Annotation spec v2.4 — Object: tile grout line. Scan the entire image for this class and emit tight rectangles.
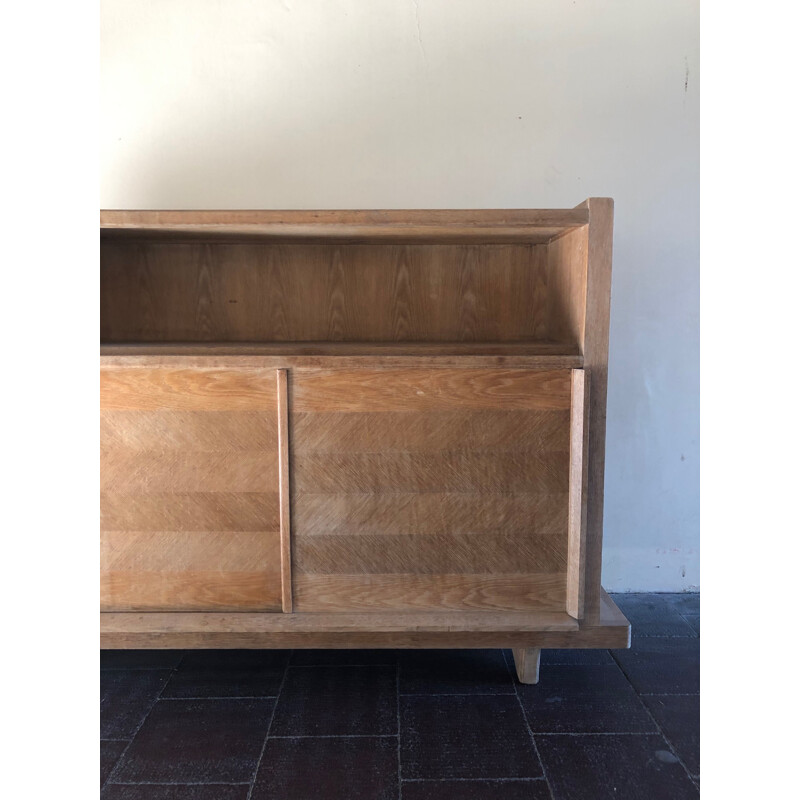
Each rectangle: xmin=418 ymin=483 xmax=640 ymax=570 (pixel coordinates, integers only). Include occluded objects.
xmin=245 ymin=651 xmax=292 ymax=800
xmin=270 ymin=734 xmax=400 ymax=739
xmin=400 ymin=692 xmax=517 ymax=697
xmin=157 ymin=696 xmax=281 ymax=701
xmin=103 ymin=651 xmax=187 ymax=789
xmin=503 ymin=649 xmax=556 ymax=800
xmin=534 ymin=731 xmax=676 ymax=737
xmin=610 ymin=649 xmax=699 ymax=787
xmin=104 ymin=781 xmax=252 ymax=787
xmin=289 ymin=663 xmax=397 ymax=668
xmin=401 ymin=777 xmax=549 ymax=783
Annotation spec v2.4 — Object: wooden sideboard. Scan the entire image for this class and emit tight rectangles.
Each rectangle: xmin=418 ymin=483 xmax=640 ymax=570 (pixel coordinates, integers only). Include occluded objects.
xmin=99 ymin=200 xmax=630 ymax=683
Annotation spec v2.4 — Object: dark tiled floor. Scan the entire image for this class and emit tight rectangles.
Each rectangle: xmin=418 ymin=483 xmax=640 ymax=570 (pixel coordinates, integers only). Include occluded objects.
xmin=101 ymin=592 xmax=699 ymax=798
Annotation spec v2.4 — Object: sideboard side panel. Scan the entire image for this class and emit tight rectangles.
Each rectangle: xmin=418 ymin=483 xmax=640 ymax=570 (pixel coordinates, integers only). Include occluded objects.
xmin=577 ymin=198 xmax=614 ymax=621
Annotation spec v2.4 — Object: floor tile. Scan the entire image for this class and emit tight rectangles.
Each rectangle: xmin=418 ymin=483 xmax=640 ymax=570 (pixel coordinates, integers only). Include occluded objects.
xmin=112 ymin=698 xmax=273 ymax=783
xmin=101 ymin=670 xmax=172 ymax=739
xmin=613 ymin=638 xmax=700 ymax=695
xmin=101 ymin=741 xmax=128 ymax=788
xmin=271 ymin=666 xmax=397 ymax=736
xmin=400 ymin=649 xmax=515 ymax=695
xmin=162 ymin=650 xmax=288 ymax=698
xmin=400 ymin=695 xmax=542 ymax=780
xmin=537 ymin=733 xmax=699 ymax=800
xmin=642 ymin=694 xmax=700 ymax=776
xmin=664 ymin=594 xmax=700 ymax=615
xmin=610 ymin=594 xmax=697 ymax=638
xmin=102 ymin=786 xmax=249 ymax=800
xmin=518 ymin=664 xmax=656 ymax=734
xmin=402 ymin=779 xmax=551 ymax=799
xmin=682 ymin=614 xmax=700 ymax=635
xmin=252 ymin=735 xmax=398 ymax=799
xmin=101 ymin=650 xmax=185 ymax=670
xmin=539 ymin=648 xmax=615 ymax=666
xmin=290 ymin=649 xmax=399 ymax=666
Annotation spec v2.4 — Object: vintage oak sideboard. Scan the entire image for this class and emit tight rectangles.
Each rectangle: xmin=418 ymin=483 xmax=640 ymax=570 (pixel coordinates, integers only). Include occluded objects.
xmin=100 ymin=199 xmax=630 ymax=683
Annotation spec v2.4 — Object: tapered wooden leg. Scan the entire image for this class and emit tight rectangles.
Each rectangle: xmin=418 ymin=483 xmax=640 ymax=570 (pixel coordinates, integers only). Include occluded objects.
xmin=512 ymin=647 xmax=541 ymax=684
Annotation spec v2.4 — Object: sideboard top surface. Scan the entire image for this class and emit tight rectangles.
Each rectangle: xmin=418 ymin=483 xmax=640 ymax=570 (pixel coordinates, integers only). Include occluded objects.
xmin=99 ymin=206 xmax=600 ymax=244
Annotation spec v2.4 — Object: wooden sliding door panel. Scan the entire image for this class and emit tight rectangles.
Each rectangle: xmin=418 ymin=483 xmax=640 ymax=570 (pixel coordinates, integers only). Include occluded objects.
xmin=100 ymin=366 xmax=283 ymax=611
xmin=291 ymin=368 xmax=575 ymax=613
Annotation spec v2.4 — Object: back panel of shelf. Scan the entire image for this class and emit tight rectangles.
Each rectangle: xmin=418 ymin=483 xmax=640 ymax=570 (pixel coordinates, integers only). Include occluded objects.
xmin=100 ymin=234 xmax=589 ymax=355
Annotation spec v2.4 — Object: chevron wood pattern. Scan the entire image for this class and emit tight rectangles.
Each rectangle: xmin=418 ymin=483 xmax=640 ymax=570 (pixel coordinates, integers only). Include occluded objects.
xmin=290 ymin=367 xmax=573 ymax=613
xmin=100 ymin=366 xmax=282 ymax=611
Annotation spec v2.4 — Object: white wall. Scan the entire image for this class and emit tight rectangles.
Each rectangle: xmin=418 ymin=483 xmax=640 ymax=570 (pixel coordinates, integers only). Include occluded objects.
xmin=101 ymin=0 xmax=699 ymax=591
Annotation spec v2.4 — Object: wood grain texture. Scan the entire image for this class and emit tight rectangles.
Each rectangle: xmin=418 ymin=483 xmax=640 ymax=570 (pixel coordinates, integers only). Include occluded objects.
xmin=287 ymin=574 xmax=565 ymax=613
xmin=292 ymin=368 xmax=572 ymax=412
xmin=101 ymin=367 xmax=278 ymax=410
xmin=567 ymin=370 xmax=590 ymax=619
xmin=101 ymin=532 xmax=281 ymax=612
xmin=277 ymin=369 xmax=292 ymax=613
xmin=547 ymin=225 xmax=588 ymax=347
xmin=293 ymin=534 xmax=566 ymax=574
xmin=98 ymin=202 xmax=622 ymax=651
xmin=100 ymin=350 xmax=583 ymax=371
xmin=100 ymin=208 xmax=589 ymax=244
xmin=293 ymin=493 xmax=567 ymax=538
xmin=292 ymin=409 xmax=570 ymax=453
xmin=101 ymin=241 xmax=566 ymax=345
xmin=294 ymin=451 xmax=569 ymax=495
xmin=99 ymin=590 xmax=630 ymax=649
xmin=512 ymin=648 xmax=541 ymax=684
xmin=101 ymin=341 xmax=580 ymax=358
xmin=100 ymin=365 xmax=282 ymax=611
xmin=291 ymin=367 xmax=572 ymax=613
xmin=577 ymin=198 xmax=614 ymax=621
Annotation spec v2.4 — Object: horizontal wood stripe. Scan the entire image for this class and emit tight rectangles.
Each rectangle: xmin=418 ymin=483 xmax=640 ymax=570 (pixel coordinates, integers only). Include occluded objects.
xmin=100 ymin=593 xmax=632 ymax=649
xmin=292 ymin=409 xmax=570 ymax=453
xmin=101 ymin=492 xmax=280 ymax=532
xmin=101 ymin=350 xmax=584 ymax=370
xmin=101 ymin=368 xmax=277 ymax=410
xmin=100 ymin=410 xmax=277 ymax=451
xmin=101 ymin=208 xmax=590 ymax=240
xmin=292 ymin=573 xmax=566 ymax=613
xmin=292 ymin=493 xmax=567 ymax=537
xmin=293 ymin=533 xmax=566 ymax=575
xmin=293 ymin=451 xmax=569 ymax=494
xmin=101 ymin=571 xmax=282 ymax=612
xmin=101 ymin=530 xmax=281 ymax=572
xmin=102 ymin=609 xmax=581 ymax=634
xmin=292 ymin=368 xmax=572 ymax=412
xmin=101 ymin=450 xmax=278 ymax=493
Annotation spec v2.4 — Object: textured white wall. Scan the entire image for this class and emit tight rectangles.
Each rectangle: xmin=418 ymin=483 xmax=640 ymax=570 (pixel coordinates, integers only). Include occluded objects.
xmin=101 ymin=0 xmax=699 ymax=591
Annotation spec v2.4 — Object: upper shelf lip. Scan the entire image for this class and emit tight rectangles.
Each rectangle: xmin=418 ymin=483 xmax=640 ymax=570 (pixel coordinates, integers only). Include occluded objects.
xmin=99 ymin=208 xmax=591 ymax=244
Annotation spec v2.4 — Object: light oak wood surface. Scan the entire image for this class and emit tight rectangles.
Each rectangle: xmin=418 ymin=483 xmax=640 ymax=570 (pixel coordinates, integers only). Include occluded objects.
xmin=567 ymin=369 xmax=590 ymax=619
xmin=577 ymin=198 xmax=614 ymax=622
xmin=100 ymin=366 xmax=283 ymax=611
xmin=290 ymin=367 xmax=573 ymax=613
xmin=99 ymin=590 xmax=629 ymax=649
xmin=512 ymin=647 xmax=542 ymax=684
xmin=98 ymin=201 xmax=629 ymax=658
xmin=100 ymin=208 xmax=589 ymax=244
xmin=276 ymin=369 xmax=292 ymax=613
